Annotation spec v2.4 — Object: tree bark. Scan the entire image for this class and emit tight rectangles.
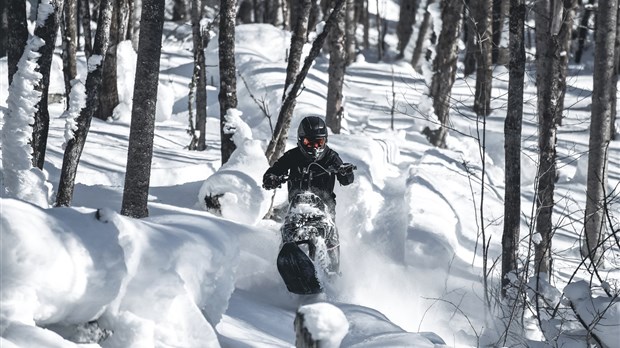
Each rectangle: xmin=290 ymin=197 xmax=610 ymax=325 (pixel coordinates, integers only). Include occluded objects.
xmin=425 ymin=0 xmax=464 ymax=148
xmin=610 ymin=4 xmax=619 ymax=140
xmin=191 ymin=0 xmax=208 ymax=150
xmin=463 ymin=0 xmax=476 ymax=76
xmin=32 ymin=0 xmax=62 ymax=170
xmin=574 ymin=0 xmax=595 ymax=63
xmin=344 ymin=0 xmax=356 ymax=64
xmin=121 ymin=0 xmax=166 ymax=218
xmin=62 ymin=0 xmax=79 ymax=109
xmin=492 ymin=0 xmax=508 ymax=63
xmin=79 ymin=0 xmax=93 ymax=58
xmin=56 ymin=0 xmax=114 ymax=207
xmin=264 ymin=0 xmax=310 ymax=161
xmin=0 ymin=0 xmax=6 ymax=57
xmin=96 ymin=0 xmax=130 ymax=121
xmin=473 ymin=0 xmax=493 ymax=116
xmin=219 ymin=0 xmax=238 ymax=164
xmin=502 ymin=0 xmax=525 ymax=296
xmin=534 ymin=0 xmax=556 ymax=277
xmin=396 ymin=0 xmax=418 ymax=59
xmin=583 ymin=0 xmax=617 ymax=265
xmin=411 ymin=0 xmax=433 ymax=71
xmin=173 ymin=0 xmax=189 ymax=21
xmin=326 ymin=0 xmax=346 ymax=133
xmin=7 ymin=0 xmax=29 ymax=85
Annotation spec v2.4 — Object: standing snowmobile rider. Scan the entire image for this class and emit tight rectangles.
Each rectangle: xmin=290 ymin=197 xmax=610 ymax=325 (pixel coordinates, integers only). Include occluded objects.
xmin=262 ymin=116 xmax=355 ymax=272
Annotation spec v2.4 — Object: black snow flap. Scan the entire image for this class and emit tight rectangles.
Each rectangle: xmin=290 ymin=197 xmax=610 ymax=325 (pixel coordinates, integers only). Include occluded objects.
xmin=277 ymin=242 xmax=322 ymax=295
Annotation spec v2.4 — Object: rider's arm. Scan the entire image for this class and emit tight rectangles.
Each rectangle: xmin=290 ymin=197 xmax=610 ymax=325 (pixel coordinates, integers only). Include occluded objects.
xmin=332 ymin=152 xmax=354 ymax=186
xmin=263 ymin=150 xmax=295 ymax=189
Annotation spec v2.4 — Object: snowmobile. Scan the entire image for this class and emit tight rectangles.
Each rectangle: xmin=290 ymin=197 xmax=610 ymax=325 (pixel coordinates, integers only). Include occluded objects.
xmin=272 ymin=163 xmax=356 ymax=295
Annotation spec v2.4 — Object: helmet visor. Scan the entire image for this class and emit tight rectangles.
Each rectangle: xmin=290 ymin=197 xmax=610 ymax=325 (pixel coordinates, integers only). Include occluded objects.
xmin=302 ymin=137 xmax=326 ymax=149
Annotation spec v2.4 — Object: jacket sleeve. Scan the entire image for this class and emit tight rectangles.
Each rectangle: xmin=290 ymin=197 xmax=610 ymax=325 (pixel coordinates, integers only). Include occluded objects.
xmin=263 ymin=150 xmax=293 ymax=181
xmin=331 ymin=151 xmax=354 ymax=186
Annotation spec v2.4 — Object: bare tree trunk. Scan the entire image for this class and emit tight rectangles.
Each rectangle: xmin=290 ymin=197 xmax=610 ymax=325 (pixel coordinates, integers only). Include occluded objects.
xmin=7 ymin=0 xmax=29 ymax=85
xmin=265 ymin=0 xmax=347 ymax=164
xmin=283 ymin=0 xmax=311 ymax=96
xmin=56 ymin=0 xmax=114 ymax=207
xmin=473 ymin=0 xmax=493 ymax=116
xmin=362 ymin=0 xmax=369 ymax=49
xmin=0 ymin=1 xmax=6 ymax=57
xmin=610 ymin=5 xmax=619 ymax=140
xmin=502 ymin=0 xmax=525 ymax=296
xmin=574 ymin=0 xmax=595 ymax=63
xmin=555 ymin=0 xmax=578 ymax=127
xmin=308 ymin=0 xmax=322 ymax=37
xmin=265 ymin=0 xmax=311 ymax=163
xmin=375 ymin=0 xmax=383 ymax=60
xmin=425 ymin=0 xmax=464 ymax=148
xmin=326 ymin=0 xmax=346 ymax=133
xmin=97 ymin=0 xmax=130 ymax=121
xmin=62 ymin=0 xmax=79 ymax=109
xmin=173 ymin=0 xmax=189 ymax=21
xmin=79 ymin=0 xmax=93 ymax=58
xmin=463 ymin=1 xmax=476 ymax=76
xmin=96 ymin=1 xmax=119 ymax=120
xmin=219 ymin=0 xmax=238 ymax=164
xmin=396 ymin=0 xmax=418 ymax=59
xmin=583 ymin=0 xmax=617 ymax=265
xmin=492 ymin=0 xmax=508 ymax=63
xmin=32 ymin=0 xmax=62 ymax=170
xmin=411 ymin=0 xmax=433 ymax=70
xmin=190 ymin=0 xmax=208 ymax=150
xmin=131 ymin=0 xmax=142 ymax=50
xmin=534 ymin=0 xmax=556 ymax=277
xmin=344 ymin=0 xmax=356 ymax=64
xmin=533 ymin=0 xmax=579 ymax=275
xmin=121 ymin=0 xmax=166 ymax=218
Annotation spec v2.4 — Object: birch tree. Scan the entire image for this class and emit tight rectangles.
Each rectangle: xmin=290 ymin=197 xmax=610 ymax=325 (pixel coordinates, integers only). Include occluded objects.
xmin=7 ymin=0 xmax=29 ymax=85
xmin=79 ymin=0 xmax=93 ymax=57
xmin=121 ymin=0 xmax=166 ymax=218
xmin=501 ymin=0 xmax=525 ymax=295
xmin=56 ymin=0 xmax=113 ymax=206
xmin=188 ymin=0 xmax=208 ymax=151
xmin=396 ymin=0 xmax=418 ymax=59
xmin=533 ymin=0 xmax=578 ymax=275
xmin=219 ymin=0 xmax=238 ymax=164
xmin=32 ymin=0 xmax=62 ymax=170
xmin=62 ymin=0 xmax=78 ymax=109
xmin=264 ymin=0 xmax=311 ymax=164
xmin=472 ymin=0 xmax=493 ymax=116
xmin=326 ymin=0 xmax=346 ymax=133
xmin=583 ymin=0 xmax=618 ymax=265
xmin=425 ymin=0 xmax=464 ymax=148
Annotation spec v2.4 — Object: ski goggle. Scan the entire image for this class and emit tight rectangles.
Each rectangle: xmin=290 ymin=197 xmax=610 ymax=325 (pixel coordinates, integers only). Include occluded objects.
xmin=302 ymin=137 xmax=326 ymax=149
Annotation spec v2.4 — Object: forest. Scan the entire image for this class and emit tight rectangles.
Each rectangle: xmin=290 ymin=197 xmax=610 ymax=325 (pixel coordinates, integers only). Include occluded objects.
xmin=1 ymin=0 xmax=619 ymax=347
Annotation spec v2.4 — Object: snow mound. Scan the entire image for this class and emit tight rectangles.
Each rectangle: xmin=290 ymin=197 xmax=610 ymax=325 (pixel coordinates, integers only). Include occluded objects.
xmin=197 ymin=109 xmax=271 ymax=225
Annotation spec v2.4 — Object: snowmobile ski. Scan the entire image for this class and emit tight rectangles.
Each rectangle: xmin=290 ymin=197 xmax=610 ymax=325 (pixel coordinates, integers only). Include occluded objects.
xmin=277 ymin=242 xmax=322 ymax=295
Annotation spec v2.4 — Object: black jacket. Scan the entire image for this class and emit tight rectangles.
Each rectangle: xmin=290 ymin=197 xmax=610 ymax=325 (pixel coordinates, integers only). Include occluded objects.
xmin=263 ymin=146 xmax=354 ymax=209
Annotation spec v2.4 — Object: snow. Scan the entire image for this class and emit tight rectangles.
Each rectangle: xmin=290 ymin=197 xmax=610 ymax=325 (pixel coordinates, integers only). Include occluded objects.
xmin=1 ymin=4 xmax=620 ymax=348
xmin=1 ymin=35 xmax=50 ymax=207
xmin=298 ymin=303 xmax=348 ymax=347
xmin=62 ymin=78 xmax=86 ymax=145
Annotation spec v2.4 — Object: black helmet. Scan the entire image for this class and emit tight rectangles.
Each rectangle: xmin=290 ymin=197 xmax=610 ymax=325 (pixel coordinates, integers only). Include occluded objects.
xmin=297 ymin=116 xmax=328 ymax=160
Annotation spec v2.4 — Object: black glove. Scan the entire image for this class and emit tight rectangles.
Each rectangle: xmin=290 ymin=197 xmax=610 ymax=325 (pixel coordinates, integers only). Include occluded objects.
xmin=263 ymin=174 xmax=280 ymax=190
xmin=337 ymin=164 xmax=355 ymax=186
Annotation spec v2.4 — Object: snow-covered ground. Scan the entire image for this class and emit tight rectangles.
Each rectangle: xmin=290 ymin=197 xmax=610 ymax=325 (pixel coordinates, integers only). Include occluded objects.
xmin=1 ymin=4 xmax=620 ymax=348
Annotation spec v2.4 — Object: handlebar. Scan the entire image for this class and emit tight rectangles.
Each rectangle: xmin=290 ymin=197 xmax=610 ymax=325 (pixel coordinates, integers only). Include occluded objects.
xmin=265 ymin=163 xmax=357 ymax=189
